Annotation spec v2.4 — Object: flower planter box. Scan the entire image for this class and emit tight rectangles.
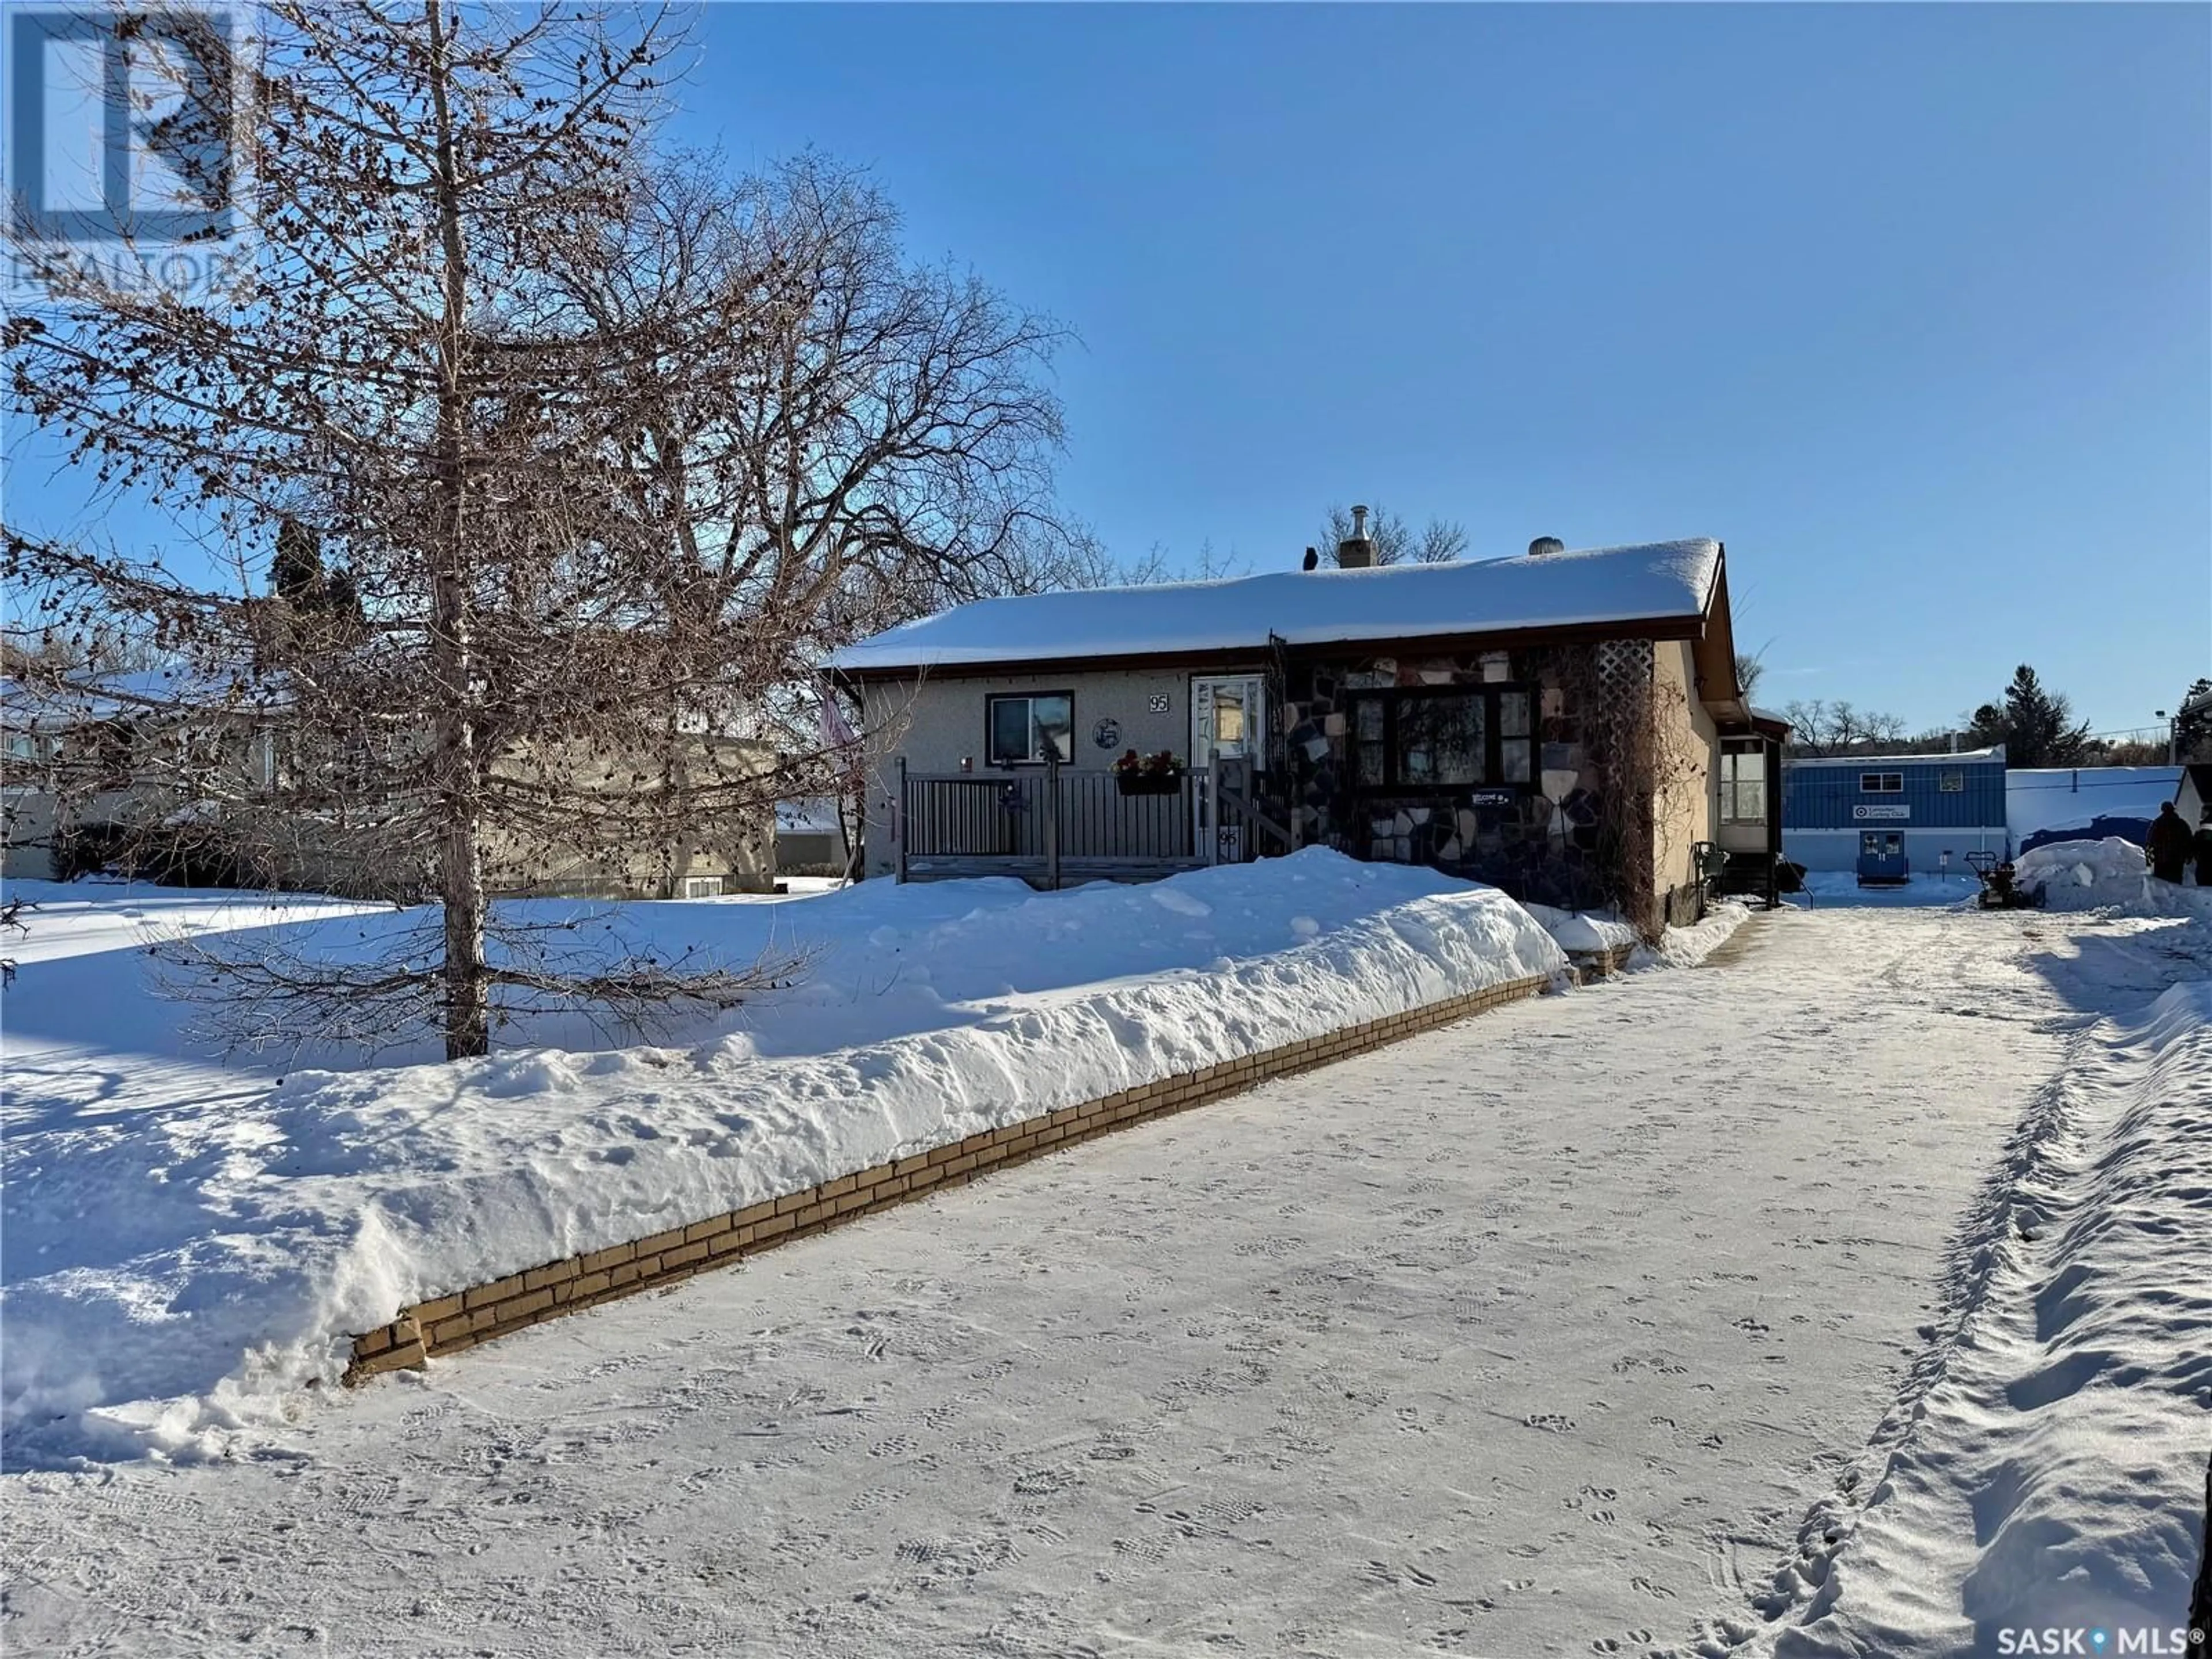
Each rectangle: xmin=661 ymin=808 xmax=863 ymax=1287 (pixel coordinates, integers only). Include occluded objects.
xmin=1116 ymin=772 xmax=1183 ymax=797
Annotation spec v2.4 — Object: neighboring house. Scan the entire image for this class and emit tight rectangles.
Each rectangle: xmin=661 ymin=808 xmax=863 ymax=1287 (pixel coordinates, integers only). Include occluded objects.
xmin=827 ymin=533 xmax=1781 ymax=933
xmin=1782 ymin=747 xmax=2009 ymax=874
xmin=775 ymin=796 xmax=851 ymax=877
xmin=2177 ymin=764 xmax=2212 ymax=828
xmin=1 ymin=671 xmax=775 ymax=899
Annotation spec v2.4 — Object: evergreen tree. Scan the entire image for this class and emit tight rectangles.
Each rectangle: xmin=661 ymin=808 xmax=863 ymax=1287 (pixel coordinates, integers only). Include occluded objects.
xmin=2175 ymin=677 xmax=2212 ymax=762
xmin=1969 ymin=664 xmax=2092 ymax=768
xmin=270 ymin=518 xmax=325 ymax=607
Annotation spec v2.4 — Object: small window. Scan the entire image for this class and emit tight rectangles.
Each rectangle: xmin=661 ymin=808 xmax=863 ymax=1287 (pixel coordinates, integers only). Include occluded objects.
xmin=985 ymin=692 xmax=1074 ymax=766
xmin=681 ymin=876 xmax=724 ymax=899
xmin=1860 ymin=771 xmax=1903 ymax=794
xmin=1938 ymin=770 xmax=1964 ymax=793
xmin=1720 ymin=748 xmax=1766 ymax=824
xmin=1498 ymin=692 xmax=1532 ymax=783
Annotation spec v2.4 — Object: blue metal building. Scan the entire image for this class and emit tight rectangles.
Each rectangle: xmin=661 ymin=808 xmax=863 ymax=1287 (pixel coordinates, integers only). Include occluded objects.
xmin=1781 ymin=746 xmax=2009 ymax=875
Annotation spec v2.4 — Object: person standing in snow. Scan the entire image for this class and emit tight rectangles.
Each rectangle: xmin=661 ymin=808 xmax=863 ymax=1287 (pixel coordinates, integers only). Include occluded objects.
xmin=2193 ymin=809 xmax=2212 ymax=887
xmin=2147 ymin=800 xmax=2192 ymax=884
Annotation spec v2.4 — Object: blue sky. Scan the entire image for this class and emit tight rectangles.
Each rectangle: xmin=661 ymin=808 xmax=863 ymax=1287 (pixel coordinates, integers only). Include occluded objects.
xmin=10 ymin=4 xmax=2208 ymax=737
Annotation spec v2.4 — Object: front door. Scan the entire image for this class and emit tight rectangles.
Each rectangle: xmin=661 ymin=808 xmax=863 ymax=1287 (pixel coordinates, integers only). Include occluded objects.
xmin=1191 ymin=676 xmax=1264 ymax=862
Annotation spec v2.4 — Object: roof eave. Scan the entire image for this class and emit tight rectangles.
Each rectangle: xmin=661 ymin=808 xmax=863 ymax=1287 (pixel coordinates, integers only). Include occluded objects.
xmin=829 ymin=611 xmax=1711 ymax=684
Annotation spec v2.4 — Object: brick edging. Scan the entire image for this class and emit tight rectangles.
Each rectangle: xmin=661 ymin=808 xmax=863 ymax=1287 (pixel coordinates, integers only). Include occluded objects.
xmin=1567 ymin=941 xmax=1639 ymax=980
xmin=343 ymin=971 xmax=1553 ymax=1382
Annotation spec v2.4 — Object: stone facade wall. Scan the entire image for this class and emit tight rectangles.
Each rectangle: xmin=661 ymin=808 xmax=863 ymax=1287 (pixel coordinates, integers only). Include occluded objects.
xmin=1277 ymin=641 xmax=1657 ymax=915
xmin=345 ymin=969 xmax=1554 ymax=1382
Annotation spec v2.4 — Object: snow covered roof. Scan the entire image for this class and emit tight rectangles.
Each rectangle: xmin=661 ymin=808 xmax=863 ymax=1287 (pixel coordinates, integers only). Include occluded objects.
xmin=1 ymin=666 xmax=279 ymax=733
xmin=827 ymin=539 xmax=1724 ymax=673
xmin=1787 ymin=745 xmax=2006 ymax=768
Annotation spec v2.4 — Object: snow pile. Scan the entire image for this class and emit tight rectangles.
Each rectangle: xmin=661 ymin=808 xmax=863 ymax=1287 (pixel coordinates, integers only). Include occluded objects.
xmin=1 ymin=850 xmax=1566 ymax=1467
xmin=1521 ymin=902 xmax=1641 ymax=957
xmin=1629 ymin=900 xmax=1751 ymax=969
xmin=2014 ymin=836 xmax=2153 ymax=912
xmin=1514 ymin=897 xmax=1752 ymax=972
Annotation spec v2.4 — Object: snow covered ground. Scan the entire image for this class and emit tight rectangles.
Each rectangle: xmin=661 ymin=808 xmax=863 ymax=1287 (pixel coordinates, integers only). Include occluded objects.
xmin=6 ymin=888 xmax=2206 ymax=1657
xmin=1699 ymin=854 xmax=2212 ymax=1659
xmin=1798 ymin=871 xmax=1984 ymax=910
xmin=1 ymin=853 xmax=1565 ymax=1466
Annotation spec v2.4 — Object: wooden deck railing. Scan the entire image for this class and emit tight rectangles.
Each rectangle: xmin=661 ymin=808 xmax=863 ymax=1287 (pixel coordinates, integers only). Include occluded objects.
xmin=899 ymin=759 xmax=1226 ymax=885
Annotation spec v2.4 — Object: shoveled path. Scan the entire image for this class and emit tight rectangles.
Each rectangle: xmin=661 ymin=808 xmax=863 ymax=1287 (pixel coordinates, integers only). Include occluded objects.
xmin=1 ymin=905 xmax=2088 ymax=1657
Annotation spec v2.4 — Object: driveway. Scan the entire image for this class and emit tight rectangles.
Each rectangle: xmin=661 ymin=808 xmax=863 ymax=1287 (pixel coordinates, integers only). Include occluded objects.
xmin=1 ymin=903 xmax=2090 ymax=1658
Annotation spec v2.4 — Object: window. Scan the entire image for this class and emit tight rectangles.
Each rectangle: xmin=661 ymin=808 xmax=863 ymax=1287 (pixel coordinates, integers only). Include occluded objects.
xmin=985 ymin=692 xmax=1074 ymax=766
xmin=1860 ymin=771 xmax=1904 ymax=794
xmin=1399 ymin=693 xmax=1484 ymax=785
xmin=1938 ymin=770 xmax=1964 ymax=794
xmin=681 ymin=876 xmax=724 ymax=899
xmin=1720 ymin=746 xmax=1767 ymax=824
xmin=1342 ymin=685 xmax=1537 ymax=791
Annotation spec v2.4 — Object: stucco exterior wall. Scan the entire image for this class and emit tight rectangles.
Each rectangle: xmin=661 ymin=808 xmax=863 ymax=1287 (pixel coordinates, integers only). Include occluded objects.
xmin=2 ymin=789 xmax=61 ymax=878
xmin=856 ymin=665 xmax=1264 ymax=879
xmin=1653 ymin=639 xmax=1718 ymax=900
xmin=1 ymin=725 xmax=773 ymax=899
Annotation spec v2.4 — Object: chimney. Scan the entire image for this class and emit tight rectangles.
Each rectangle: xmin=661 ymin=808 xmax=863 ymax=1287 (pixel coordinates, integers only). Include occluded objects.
xmin=1336 ymin=503 xmax=1374 ymax=569
xmin=1528 ymin=536 xmax=1565 ymax=558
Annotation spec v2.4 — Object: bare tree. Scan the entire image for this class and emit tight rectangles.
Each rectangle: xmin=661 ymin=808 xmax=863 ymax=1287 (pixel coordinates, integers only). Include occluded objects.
xmin=1317 ymin=502 xmax=1468 ymax=566
xmin=5 ymin=5 xmax=1071 ymax=1060
xmin=1733 ymin=650 xmax=1766 ymax=701
xmin=1781 ymin=698 xmax=1910 ymax=757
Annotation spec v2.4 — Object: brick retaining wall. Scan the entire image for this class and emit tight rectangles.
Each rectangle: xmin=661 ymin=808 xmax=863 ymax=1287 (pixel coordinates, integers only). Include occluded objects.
xmin=344 ymin=970 xmax=1554 ymax=1383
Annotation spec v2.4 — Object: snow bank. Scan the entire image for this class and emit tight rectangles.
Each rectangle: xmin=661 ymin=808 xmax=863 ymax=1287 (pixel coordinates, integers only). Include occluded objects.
xmin=1 ymin=850 xmax=1566 ymax=1467
xmin=2012 ymin=835 xmax=2212 ymax=916
xmin=1716 ymin=935 xmax=2212 ymax=1657
xmin=1522 ymin=900 xmax=1753 ymax=970
xmin=1630 ymin=900 xmax=1751 ymax=969
xmin=1521 ymin=902 xmax=1641 ymax=957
